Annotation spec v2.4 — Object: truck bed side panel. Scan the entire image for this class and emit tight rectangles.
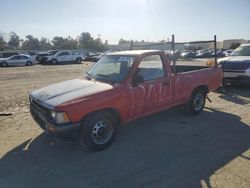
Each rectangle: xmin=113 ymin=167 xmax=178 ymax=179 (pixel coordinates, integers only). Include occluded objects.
xmin=173 ymin=67 xmax=222 ymax=105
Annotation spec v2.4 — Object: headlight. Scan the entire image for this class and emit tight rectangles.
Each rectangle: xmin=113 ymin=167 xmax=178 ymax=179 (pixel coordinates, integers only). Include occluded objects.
xmin=51 ymin=111 xmax=70 ymax=124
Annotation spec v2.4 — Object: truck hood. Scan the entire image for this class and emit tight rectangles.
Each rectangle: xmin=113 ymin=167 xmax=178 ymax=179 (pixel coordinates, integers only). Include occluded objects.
xmin=30 ymin=79 xmax=113 ymax=107
xmin=218 ymin=56 xmax=250 ymax=63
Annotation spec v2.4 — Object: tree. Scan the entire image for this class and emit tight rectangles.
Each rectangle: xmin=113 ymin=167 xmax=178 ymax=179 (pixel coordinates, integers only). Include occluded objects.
xmin=22 ymin=35 xmax=40 ymax=50
xmin=118 ymin=38 xmax=130 ymax=45
xmin=105 ymin=40 xmax=108 ymax=46
xmin=78 ymin=32 xmax=105 ymax=51
xmin=8 ymin=31 xmax=20 ymax=49
xmin=0 ymin=37 xmax=6 ymax=50
xmin=229 ymin=42 xmax=241 ymax=49
xmin=40 ymin=37 xmax=52 ymax=50
xmin=52 ymin=36 xmax=77 ymax=49
xmin=79 ymin=32 xmax=94 ymax=49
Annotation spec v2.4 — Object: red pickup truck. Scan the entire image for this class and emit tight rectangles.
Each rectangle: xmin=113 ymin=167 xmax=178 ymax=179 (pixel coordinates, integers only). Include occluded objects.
xmin=30 ymin=50 xmax=222 ymax=151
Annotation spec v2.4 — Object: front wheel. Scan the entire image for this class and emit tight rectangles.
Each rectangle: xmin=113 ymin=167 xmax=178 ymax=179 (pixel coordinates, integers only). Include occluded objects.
xmin=76 ymin=58 xmax=82 ymax=64
xmin=26 ymin=61 xmax=32 ymax=66
xmin=1 ymin=62 xmax=8 ymax=67
xmin=79 ymin=111 xmax=117 ymax=151
xmin=186 ymin=89 xmax=206 ymax=115
xmin=51 ymin=59 xmax=58 ymax=65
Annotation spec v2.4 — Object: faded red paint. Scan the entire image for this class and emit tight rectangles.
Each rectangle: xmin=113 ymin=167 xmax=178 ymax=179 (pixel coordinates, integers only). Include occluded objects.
xmin=56 ymin=51 xmax=222 ymax=125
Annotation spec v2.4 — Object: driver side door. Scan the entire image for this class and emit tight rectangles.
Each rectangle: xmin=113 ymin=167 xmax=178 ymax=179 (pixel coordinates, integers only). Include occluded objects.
xmin=128 ymin=54 xmax=171 ymax=119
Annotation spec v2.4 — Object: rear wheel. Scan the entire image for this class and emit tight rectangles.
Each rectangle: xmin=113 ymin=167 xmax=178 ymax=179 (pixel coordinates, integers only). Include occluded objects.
xmin=79 ymin=111 xmax=117 ymax=151
xmin=186 ymin=88 xmax=206 ymax=115
xmin=2 ymin=62 xmax=8 ymax=67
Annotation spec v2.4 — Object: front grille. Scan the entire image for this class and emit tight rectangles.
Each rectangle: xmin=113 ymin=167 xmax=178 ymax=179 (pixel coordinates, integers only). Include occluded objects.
xmin=30 ymin=100 xmax=51 ymax=117
xmin=30 ymin=109 xmax=47 ymax=130
xmin=221 ymin=61 xmax=250 ymax=71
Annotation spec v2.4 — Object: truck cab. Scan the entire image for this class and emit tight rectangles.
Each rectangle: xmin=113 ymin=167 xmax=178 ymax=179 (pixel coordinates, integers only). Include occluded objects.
xmin=30 ymin=50 xmax=222 ymax=151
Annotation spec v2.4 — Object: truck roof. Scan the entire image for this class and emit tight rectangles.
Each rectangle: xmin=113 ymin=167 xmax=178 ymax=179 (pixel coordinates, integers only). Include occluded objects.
xmin=107 ymin=50 xmax=163 ymax=56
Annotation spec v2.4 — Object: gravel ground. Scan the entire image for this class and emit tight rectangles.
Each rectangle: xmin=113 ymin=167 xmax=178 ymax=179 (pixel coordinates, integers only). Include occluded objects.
xmin=0 ymin=63 xmax=249 ymax=188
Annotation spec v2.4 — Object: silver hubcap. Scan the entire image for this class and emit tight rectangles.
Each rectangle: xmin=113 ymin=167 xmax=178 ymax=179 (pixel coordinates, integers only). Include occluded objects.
xmin=91 ymin=119 xmax=113 ymax=145
xmin=193 ymin=93 xmax=204 ymax=111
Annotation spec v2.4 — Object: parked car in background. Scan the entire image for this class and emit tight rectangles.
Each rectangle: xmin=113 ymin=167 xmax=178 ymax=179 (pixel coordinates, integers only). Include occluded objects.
xmin=211 ymin=50 xmax=225 ymax=58
xmin=0 ymin=51 xmax=19 ymax=58
xmin=218 ymin=44 xmax=250 ymax=84
xmin=36 ymin=50 xmax=60 ymax=62
xmin=224 ymin=49 xmax=234 ymax=57
xmin=42 ymin=50 xmax=86 ymax=64
xmin=23 ymin=51 xmax=38 ymax=61
xmin=196 ymin=51 xmax=212 ymax=58
xmin=165 ymin=50 xmax=181 ymax=61
xmin=180 ymin=51 xmax=196 ymax=59
xmin=84 ymin=52 xmax=100 ymax=61
xmin=0 ymin=54 xmax=36 ymax=67
xmin=91 ymin=49 xmax=121 ymax=62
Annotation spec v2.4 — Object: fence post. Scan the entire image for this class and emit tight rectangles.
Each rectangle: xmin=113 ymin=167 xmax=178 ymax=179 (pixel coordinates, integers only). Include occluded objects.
xmin=172 ymin=34 xmax=176 ymax=74
xmin=214 ymin=35 xmax=217 ymax=67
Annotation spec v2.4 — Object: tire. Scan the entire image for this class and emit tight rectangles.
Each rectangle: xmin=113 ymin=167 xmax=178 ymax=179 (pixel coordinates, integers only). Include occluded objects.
xmin=2 ymin=62 xmax=8 ymax=67
xmin=36 ymin=55 xmax=41 ymax=62
xmin=76 ymin=57 xmax=82 ymax=64
xmin=186 ymin=88 xmax=206 ymax=115
xmin=26 ymin=61 xmax=32 ymax=66
xmin=51 ymin=59 xmax=58 ymax=65
xmin=80 ymin=111 xmax=118 ymax=152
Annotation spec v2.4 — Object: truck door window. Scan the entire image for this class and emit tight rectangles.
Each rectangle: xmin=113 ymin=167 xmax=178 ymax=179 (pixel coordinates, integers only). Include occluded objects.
xmin=137 ymin=55 xmax=164 ymax=81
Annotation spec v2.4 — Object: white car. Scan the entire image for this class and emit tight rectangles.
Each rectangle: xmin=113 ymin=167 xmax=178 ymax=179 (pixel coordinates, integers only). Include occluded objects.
xmin=43 ymin=50 xmax=86 ymax=64
xmin=0 ymin=54 xmax=37 ymax=67
xmin=218 ymin=44 xmax=250 ymax=84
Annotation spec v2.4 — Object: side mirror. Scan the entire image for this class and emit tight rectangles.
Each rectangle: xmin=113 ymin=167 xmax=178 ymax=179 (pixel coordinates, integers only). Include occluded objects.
xmin=132 ymin=74 xmax=144 ymax=87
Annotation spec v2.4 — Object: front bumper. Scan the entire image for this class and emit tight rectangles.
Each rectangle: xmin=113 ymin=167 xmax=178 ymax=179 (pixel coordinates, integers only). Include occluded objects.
xmin=223 ymin=69 xmax=250 ymax=84
xmin=30 ymin=101 xmax=81 ymax=135
xmin=223 ymin=76 xmax=250 ymax=84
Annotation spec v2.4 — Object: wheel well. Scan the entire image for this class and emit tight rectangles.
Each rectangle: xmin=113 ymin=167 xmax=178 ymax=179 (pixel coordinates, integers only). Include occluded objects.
xmin=83 ymin=108 xmax=122 ymax=125
xmin=194 ymin=85 xmax=209 ymax=94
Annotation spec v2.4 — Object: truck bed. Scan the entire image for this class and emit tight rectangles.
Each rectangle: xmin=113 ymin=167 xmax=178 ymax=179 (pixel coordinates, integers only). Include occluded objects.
xmin=171 ymin=65 xmax=210 ymax=73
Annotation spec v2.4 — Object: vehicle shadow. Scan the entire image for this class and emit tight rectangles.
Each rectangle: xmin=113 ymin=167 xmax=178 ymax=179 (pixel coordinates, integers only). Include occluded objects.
xmin=0 ymin=109 xmax=249 ymax=188
xmin=216 ymin=85 xmax=250 ymax=105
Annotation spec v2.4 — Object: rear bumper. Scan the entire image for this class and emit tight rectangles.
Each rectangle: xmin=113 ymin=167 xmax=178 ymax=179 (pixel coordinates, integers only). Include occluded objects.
xmin=30 ymin=104 xmax=81 ymax=136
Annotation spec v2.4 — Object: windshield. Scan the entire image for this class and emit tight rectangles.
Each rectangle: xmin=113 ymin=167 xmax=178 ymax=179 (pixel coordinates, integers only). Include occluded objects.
xmin=231 ymin=45 xmax=250 ymax=56
xmin=87 ymin=55 xmax=134 ymax=84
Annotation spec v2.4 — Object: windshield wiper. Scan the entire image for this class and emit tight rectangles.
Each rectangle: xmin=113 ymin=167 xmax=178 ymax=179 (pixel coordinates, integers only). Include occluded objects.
xmin=86 ymin=72 xmax=93 ymax=80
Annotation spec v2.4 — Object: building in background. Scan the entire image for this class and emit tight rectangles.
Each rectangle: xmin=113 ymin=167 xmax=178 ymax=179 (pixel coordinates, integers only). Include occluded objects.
xmin=223 ymin=39 xmax=247 ymax=49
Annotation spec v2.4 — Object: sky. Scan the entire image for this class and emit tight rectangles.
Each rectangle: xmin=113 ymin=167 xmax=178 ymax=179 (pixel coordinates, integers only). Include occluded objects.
xmin=0 ymin=0 xmax=250 ymax=44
